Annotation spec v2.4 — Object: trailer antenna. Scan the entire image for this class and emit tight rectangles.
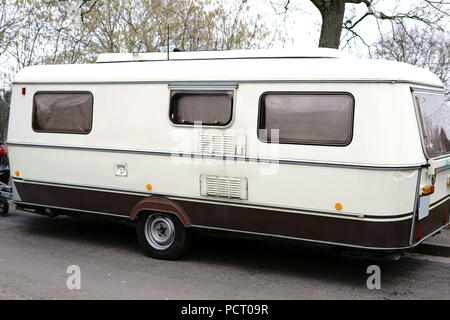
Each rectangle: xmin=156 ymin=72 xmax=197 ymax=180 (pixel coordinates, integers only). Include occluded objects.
xmin=167 ymin=24 xmax=170 ymax=61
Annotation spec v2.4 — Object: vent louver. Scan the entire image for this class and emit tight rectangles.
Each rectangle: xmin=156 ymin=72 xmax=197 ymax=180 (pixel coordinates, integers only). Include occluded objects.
xmin=200 ymin=132 xmax=246 ymax=156
xmin=200 ymin=175 xmax=248 ymax=200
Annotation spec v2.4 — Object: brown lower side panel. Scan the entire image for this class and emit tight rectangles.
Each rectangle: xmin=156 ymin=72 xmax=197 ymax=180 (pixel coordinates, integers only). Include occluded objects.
xmin=412 ymin=196 xmax=450 ymax=245
xmin=14 ymin=181 xmax=449 ymax=249
xmin=178 ymin=200 xmax=413 ymax=248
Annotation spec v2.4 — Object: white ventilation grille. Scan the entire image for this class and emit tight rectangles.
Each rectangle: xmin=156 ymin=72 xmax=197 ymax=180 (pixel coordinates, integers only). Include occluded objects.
xmin=200 ymin=132 xmax=246 ymax=156
xmin=200 ymin=175 xmax=248 ymax=200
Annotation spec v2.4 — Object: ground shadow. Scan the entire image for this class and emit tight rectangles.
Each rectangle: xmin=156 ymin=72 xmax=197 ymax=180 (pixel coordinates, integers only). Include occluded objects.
xmin=11 ymin=208 xmax=427 ymax=291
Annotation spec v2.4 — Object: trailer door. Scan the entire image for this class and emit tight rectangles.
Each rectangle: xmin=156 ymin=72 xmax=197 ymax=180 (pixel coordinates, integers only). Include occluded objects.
xmin=411 ymin=89 xmax=449 ymax=242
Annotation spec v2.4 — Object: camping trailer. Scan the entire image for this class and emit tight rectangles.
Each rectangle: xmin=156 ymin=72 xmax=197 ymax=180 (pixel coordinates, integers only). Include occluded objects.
xmin=6 ymin=49 xmax=450 ymax=259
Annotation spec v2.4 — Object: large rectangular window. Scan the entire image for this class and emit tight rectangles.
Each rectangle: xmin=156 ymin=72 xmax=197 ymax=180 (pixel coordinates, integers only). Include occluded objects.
xmin=33 ymin=92 xmax=93 ymax=134
xmin=413 ymin=91 xmax=450 ymax=158
xmin=169 ymin=90 xmax=233 ymax=126
xmin=258 ymin=92 xmax=354 ymax=146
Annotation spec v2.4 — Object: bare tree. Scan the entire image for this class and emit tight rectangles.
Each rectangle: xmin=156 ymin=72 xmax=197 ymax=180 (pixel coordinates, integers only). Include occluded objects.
xmin=79 ymin=0 xmax=275 ymax=53
xmin=272 ymin=0 xmax=450 ymax=49
xmin=0 ymin=0 xmax=280 ymax=89
xmin=0 ymin=0 xmax=28 ymax=56
xmin=373 ymin=25 xmax=449 ymax=96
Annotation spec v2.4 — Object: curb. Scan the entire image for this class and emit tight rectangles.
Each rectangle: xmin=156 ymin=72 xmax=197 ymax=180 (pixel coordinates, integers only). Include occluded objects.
xmin=413 ymin=243 xmax=450 ymax=258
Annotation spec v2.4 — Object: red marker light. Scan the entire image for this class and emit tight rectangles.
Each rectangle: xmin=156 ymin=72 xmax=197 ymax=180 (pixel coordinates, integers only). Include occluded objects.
xmin=22 ymin=87 xmax=26 ymax=95
xmin=416 ymin=224 xmax=423 ymax=241
xmin=0 ymin=146 xmax=6 ymax=156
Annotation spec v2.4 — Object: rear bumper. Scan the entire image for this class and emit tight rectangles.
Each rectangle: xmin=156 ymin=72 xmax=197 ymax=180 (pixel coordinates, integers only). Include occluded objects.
xmin=0 ymin=183 xmax=12 ymax=199
xmin=411 ymin=196 xmax=449 ymax=246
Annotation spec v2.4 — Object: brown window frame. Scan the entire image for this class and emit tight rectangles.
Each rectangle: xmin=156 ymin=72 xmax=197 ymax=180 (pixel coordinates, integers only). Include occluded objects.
xmin=257 ymin=91 xmax=355 ymax=147
xmin=32 ymin=91 xmax=94 ymax=134
xmin=169 ymin=89 xmax=235 ymax=127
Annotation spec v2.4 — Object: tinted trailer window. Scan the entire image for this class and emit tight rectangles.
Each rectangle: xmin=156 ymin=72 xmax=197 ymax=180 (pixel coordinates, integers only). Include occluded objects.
xmin=414 ymin=91 xmax=450 ymax=158
xmin=32 ymin=92 xmax=93 ymax=134
xmin=169 ymin=90 xmax=234 ymax=126
xmin=258 ymin=92 xmax=354 ymax=146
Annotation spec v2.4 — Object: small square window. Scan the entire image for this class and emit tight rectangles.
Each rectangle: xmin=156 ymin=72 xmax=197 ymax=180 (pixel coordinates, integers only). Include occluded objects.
xmin=169 ymin=90 xmax=233 ymax=126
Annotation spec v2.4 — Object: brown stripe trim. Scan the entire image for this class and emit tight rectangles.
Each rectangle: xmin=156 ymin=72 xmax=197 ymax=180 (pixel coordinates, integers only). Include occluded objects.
xmin=429 ymin=195 xmax=450 ymax=208
xmin=177 ymin=200 xmax=412 ymax=249
xmin=364 ymin=212 xmax=412 ymax=219
xmin=17 ymin=201 xmax=128 ymax=218
xmin=13 ymin=179 xmax=416 ymax=220
xmin=14 ymin=181 xmax=418 ymax=249
xmin=15 ymin=181 xmax=143 ymax=217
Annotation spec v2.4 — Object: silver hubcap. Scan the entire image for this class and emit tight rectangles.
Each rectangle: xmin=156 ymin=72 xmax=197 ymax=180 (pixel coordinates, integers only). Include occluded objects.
xmin=144 ymin=213 xmax=175 ymax=250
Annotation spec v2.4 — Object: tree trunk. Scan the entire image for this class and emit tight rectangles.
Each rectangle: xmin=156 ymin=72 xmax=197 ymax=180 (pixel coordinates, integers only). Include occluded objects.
xmin=314 ymin=0 xmax=346 ymax=49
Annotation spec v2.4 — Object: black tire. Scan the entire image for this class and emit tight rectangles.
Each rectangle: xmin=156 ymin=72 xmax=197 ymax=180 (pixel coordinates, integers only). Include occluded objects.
xmin=0 ymin=198 xmax=9 ymax=217
xmin=136 ymin=212 xmax=190 ymax=260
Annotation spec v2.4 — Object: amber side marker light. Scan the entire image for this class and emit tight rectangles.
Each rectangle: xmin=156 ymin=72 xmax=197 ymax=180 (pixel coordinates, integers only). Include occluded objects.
xmin=335 ymin=203 xmax=343 ymax=211
xmin=15 ymin=170 xmax=20 ymax=177
xmin=146 ymin=184 xmax=152 ymax=191
xmin=421 ymin=185 xmax=434 ymax=195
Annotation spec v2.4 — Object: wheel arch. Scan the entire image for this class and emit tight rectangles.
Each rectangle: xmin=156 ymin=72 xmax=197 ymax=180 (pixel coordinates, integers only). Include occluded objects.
xmin=130 ymin=196 xmax=190 ymax=227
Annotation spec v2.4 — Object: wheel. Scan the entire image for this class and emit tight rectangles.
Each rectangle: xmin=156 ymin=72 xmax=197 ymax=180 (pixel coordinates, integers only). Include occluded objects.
xmin=136 ymin=212 xmax=190 ymax=260
xmin=0 ymin=198 xmax=9 ymax=217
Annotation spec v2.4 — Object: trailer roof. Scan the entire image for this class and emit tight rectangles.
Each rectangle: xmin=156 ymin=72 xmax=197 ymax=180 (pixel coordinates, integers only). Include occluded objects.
xmin=13 ymin=49 xmax=443 ymax=88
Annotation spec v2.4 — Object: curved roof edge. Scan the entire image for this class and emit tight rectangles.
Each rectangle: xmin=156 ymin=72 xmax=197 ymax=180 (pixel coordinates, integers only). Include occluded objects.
xmin=13 ymin=54 xmax=443 ymax=89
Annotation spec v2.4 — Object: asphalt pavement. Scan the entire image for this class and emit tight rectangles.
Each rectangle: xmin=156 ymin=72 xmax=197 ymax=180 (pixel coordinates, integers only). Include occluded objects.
xmin=0 ymin=205 xmax=449 ymax=300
